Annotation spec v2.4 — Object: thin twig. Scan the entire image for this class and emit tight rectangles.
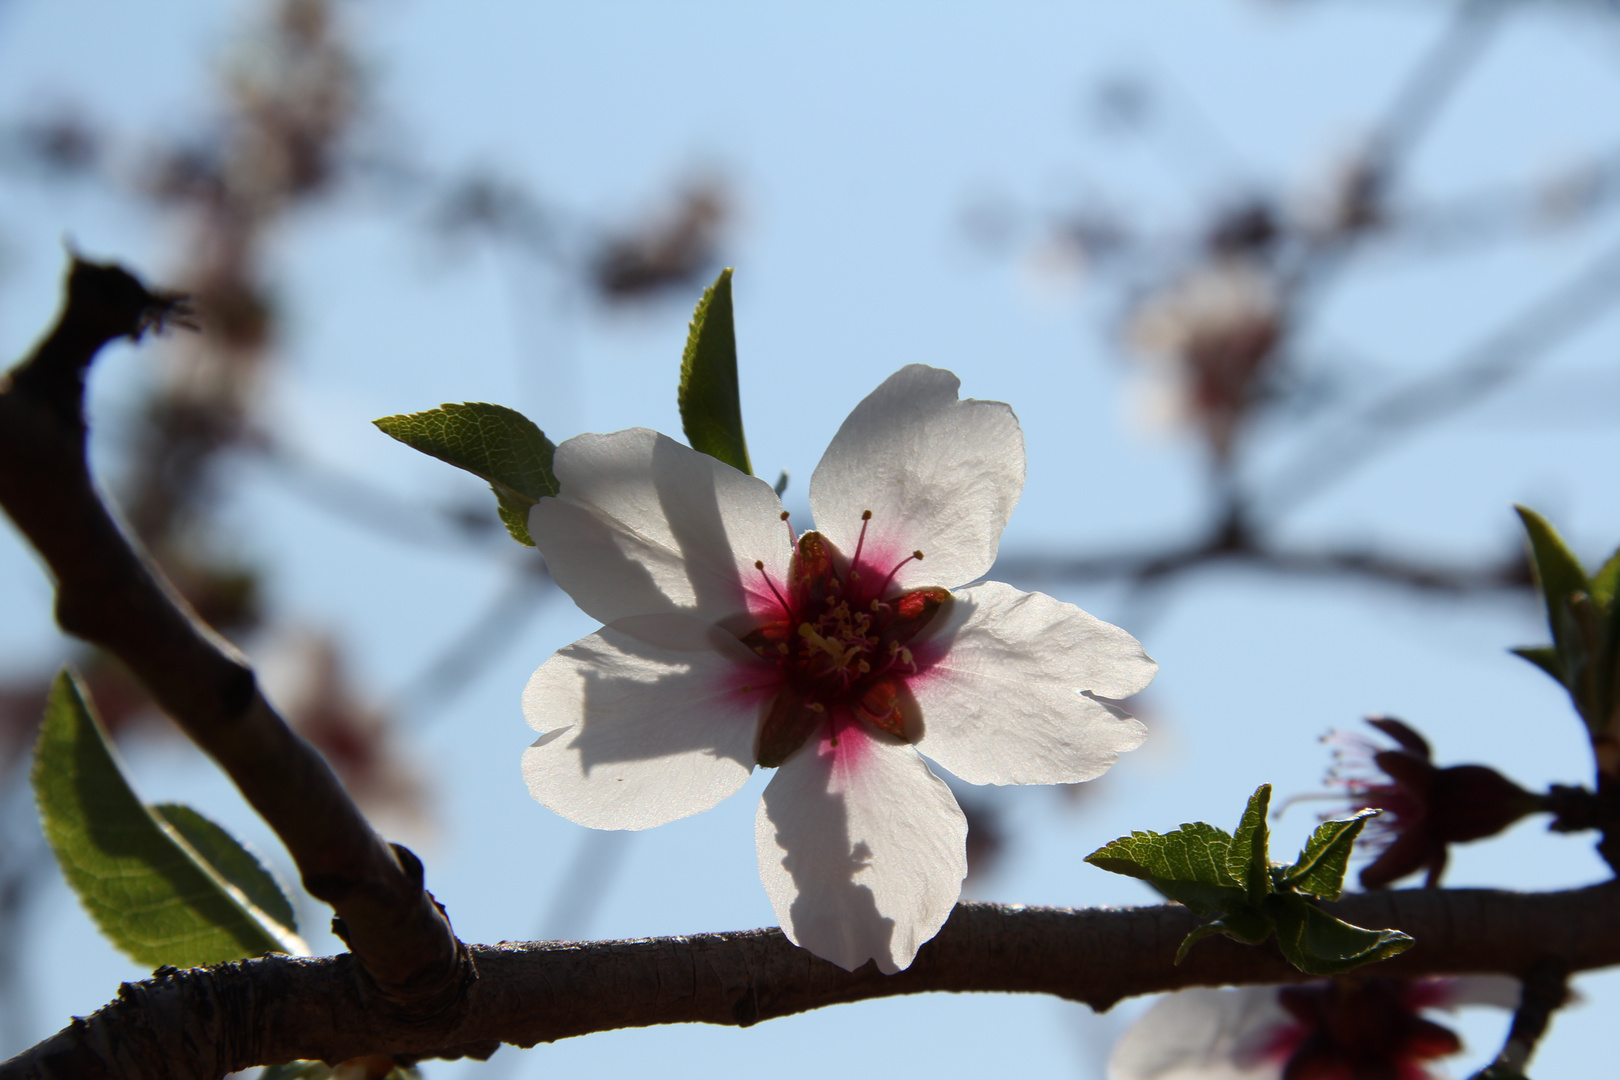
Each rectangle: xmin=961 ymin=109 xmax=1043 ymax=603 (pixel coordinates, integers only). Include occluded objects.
xmin=1470 ymin=956 xmax=1568 ymax=1079
xmin=392 ymin=559 xmax=553 ymax=728
xmin=1257 ymin=234 xmax=1620 ymax=521
xmin=991 ymin=537 xmax=1529 ymax=595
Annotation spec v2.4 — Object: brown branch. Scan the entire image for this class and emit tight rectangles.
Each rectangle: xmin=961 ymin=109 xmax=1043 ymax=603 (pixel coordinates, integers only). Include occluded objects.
xmin=0 ymin=258 xmax=472 ymax=1019
xmin=6 ymin=883 xmax=1620 ymax=1079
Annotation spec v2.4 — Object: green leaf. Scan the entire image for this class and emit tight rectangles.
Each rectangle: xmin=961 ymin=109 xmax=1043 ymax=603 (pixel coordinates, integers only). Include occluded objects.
xmin=1227 ymin=784 xmax=1272 ymax=902
xmin=374 ymin=402 xmax=558 ymax=547
xmin=1265 ymin=892 xmax=1414 ymax=976
xmin=1174 ymin=907 xmax=1273 ymax=963
xmin=32 ymin=670 xmax=307 ymax=968
xmin=1085 ymin=822 xmax=1245 ymax=916
xmin=1511 ymin=645 xmax=1565 ymax=686
xmin=1516 ymin=506 xmax=1591 ymax=649
xmin=150 ymin=803 xmax=296 ymax=937
xmin=678 ymin=267 xmax=753 ymax=475
xmin=1592 ymin=544 xmax=1620 ymax=609
xmin=1282 ymin=808 xmax=1378 ymax=901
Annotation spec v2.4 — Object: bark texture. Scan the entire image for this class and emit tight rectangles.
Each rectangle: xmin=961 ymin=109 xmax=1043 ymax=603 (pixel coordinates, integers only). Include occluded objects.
xmin=6 ymin=884 xmax=1620 ymax=1078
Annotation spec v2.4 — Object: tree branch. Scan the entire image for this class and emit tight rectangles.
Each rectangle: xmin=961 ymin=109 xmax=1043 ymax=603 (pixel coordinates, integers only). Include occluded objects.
xmin=0 ymin=259 xmax=473 ymax=1019
xmin=5 ymin=883 xmax=1620 ymax=1079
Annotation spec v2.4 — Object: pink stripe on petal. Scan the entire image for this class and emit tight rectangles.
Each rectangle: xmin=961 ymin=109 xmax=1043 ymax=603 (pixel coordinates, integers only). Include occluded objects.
xmin=821 ymin=709 xmax=873 ymax=778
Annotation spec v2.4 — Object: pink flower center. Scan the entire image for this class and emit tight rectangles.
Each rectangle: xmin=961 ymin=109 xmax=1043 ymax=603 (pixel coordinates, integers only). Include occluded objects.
xmin=742 ymin=513 xmax=948 ymax=767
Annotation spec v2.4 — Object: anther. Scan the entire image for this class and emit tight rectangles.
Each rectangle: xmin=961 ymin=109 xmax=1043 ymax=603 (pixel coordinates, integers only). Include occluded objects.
xmin=875 ymin=550 xmax=925 ymax=596
xmin=780 ymin=510 xmax=791 ymax=521
xmin=861 ymin=510 xmax=872 ymax=520
xmin=808 ymin=702 xmax=826 ymax=713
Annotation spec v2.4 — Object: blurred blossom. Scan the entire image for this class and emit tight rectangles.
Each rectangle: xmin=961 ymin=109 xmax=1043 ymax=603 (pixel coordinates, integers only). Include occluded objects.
xmin=258 ymin=634 xmax=428 ymax=837
xmin=1108 ymin=977 xmax=1519 ymax=1080
xmin=1207 ymin=201 xmax=1280 ymax=259
xmin=1297 ymin=151 xmax=1385 ymax=242
xmin=590 ymin=178 xmax=730 ymax=303
xmin=1126 ymin=257 xmax=1283 ymax=459
xmin=1325 ymin=717 xmax=1538 ymax=890
xmin=956 ymin=794 xmax=1006 ymax=885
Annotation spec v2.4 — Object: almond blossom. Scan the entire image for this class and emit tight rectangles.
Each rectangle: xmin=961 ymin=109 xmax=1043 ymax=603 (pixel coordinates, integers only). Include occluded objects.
xmin=1108 ymin=977 xmax=1520 ymax=1080
xmin=520 ymin=364 xmax=1155 ymax=973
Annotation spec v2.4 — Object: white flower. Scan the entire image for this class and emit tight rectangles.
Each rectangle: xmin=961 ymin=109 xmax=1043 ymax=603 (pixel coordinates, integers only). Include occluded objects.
xmin=1108 ymin=977 xmax=1521 ymax=1080
xmin=521 ymin=364 xmax=1156 ymax=973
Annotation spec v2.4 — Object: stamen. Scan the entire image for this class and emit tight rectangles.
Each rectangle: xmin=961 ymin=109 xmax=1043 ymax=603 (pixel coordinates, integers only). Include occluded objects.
xmin=755 ymin=559 xmax=793 ymax=617
xmin=850 ymin=510 xmax=873 ymax=577
xmin=780 ymin=509 xmax=797 ymax=546
xmin=874 ymin=550 xmax=925 ymax=596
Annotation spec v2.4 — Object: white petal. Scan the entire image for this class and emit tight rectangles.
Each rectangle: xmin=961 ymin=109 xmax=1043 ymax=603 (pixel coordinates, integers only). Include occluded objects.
xmin=809 ymin=365 xmax=1024 ymax=592
xmin=530 ymin=428 xmax=792 ymax=625
xmin=911 ymin=581 xmax=1155 ymax=785
xmin=522 ymin=613 xmax=770 ymax=830
xmin=755 ymin=718 xmax=966 ymax=974
xmin=1108 ymin=987 xmax=1292 ymax=1080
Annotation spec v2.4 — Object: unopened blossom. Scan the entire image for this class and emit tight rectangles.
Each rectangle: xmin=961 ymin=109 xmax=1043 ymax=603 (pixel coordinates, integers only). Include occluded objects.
xmin=1327 ymin=717 xmax=1538 ymax=889
xmin=521 ymin=365 xmax=1155 ymax=973
xmin=1109 ymin=977 xmax=1519 ymax=1080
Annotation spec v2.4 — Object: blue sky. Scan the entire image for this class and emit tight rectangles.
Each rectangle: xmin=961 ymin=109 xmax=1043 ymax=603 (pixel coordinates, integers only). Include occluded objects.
xmin=4 ymin=1 xmax=1620 ymax=1076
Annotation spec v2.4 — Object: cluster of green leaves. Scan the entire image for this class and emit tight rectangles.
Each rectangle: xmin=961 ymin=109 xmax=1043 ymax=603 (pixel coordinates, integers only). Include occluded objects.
xmin=1512 ymin=506 xmax=1620 ymax=758
xmin=374 ymin=267 xmax=757 ymax=543
xmin=1085 ymin=784 xmax=1414 ymax=976
xmin=33 ymin=670 xmax=305 ymax=966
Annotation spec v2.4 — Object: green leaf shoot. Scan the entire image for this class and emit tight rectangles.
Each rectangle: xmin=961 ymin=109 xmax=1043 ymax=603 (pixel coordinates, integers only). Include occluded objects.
xmin=1084 ymin=821 xmax=1246 ymax=917
xmin=1087 ymin=784 xmax=1411 ymax=977
xmin=1228 ymin=783 xmax=1273 ymax=902
xmin=1510 ymin=645 xmax=1565 ymax=685
xmin=1516 ymin=506 xmax=1591 ymax=652
xmin=1592 ymin=544 xmax=1620 ymax=609
xmin=32 ymin=670 xmax=306 ymax=968
xmin=1266 ymin=892 xmax=1414 ymax=976
xmin=374 ymin=402 xmax=558 ymax=546
xmin=1281 ymin=808 xmax=1379 ymax=900
xmin=678 ymin=267 xmax=753 ymax=476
